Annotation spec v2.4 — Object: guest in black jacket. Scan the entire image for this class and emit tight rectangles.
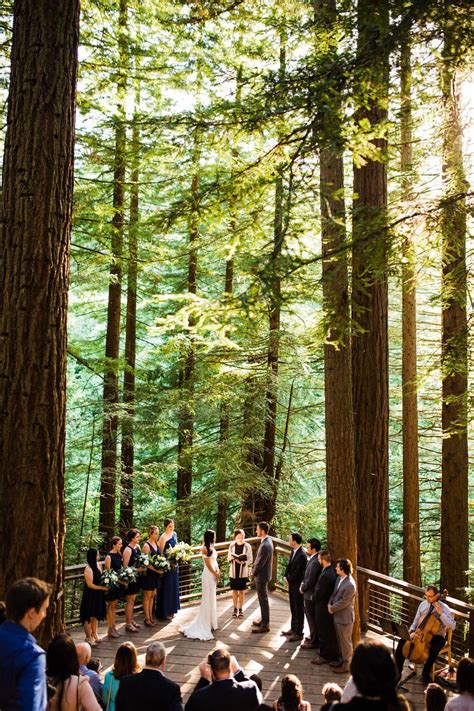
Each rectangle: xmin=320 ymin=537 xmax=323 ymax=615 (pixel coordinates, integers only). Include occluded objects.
xmin=185 ymin=648 xmax=262 ymax=711
xmin=115 ymin=641 xmax=182 ymax=711
xmin=311 ymin=550 xmax=339 ymax=665
xmin=282 ymin=532 xmax=308 ymax=642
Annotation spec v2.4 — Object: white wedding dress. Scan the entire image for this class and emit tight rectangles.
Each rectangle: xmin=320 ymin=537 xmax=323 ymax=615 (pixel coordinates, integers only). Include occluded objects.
xmin=180 ymin=549 xmax=218 ymax=641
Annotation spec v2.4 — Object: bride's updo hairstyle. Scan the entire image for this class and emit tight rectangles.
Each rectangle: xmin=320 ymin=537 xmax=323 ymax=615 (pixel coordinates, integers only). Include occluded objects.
xmin=203 ymin=529 xmax=215 ymax=557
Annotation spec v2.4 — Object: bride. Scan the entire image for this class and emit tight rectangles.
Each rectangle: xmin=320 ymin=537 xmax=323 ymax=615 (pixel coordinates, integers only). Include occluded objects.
xmin=179 ymin=529 xmax=220 ymax=640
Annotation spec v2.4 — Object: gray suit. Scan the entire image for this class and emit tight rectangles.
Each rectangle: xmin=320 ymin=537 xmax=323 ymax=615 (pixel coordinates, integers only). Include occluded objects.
xmin=252 ymin=536 xmax=273 ymax=627
xmin=300 ymin=554 xmax=322 ymax=644
xmin=328 ymin=574 xmax=356 ymax=666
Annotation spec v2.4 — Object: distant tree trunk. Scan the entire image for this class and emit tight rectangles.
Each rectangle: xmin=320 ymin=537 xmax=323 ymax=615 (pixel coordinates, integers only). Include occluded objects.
xmin=177 ymin=135 xmax=200 ymax=544
xmin=315 ymin=0 xmax=357 ymax=569
xmin=240 ymin=362 xmax=265 ymax=533
xmin=351 ymin=0 xmax=390 ymax=574
xmin=439 ymin=25 xmax=468 ymax=596
xmin=400 ymin=29 xmax=421 ymax=586
xmin=99 ymin=0 xmax=128 ymax=540
xmin=0 ymin=0 xmax=80 ymax=642
xmin=120 ymin=87 xmax=139 ymax=532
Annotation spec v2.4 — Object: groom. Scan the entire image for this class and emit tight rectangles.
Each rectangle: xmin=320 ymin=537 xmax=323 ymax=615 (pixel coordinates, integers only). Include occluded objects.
xmin=251 ymin=522 xmax=273 ymax=634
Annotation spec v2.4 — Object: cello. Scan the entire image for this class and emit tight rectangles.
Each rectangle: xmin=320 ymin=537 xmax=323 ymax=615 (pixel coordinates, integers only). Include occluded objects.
xmin=402 ymin=589 xmax=448 ymax=664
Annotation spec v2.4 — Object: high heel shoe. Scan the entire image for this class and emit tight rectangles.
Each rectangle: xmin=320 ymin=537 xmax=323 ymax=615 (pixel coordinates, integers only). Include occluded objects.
xmin=125 ymin=624 xmax=138 ymax=633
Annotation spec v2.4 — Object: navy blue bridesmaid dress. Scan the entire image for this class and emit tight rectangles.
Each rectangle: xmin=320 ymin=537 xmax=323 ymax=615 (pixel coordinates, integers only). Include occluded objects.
xmin=155 ymin=533 xmax=180 ymax=619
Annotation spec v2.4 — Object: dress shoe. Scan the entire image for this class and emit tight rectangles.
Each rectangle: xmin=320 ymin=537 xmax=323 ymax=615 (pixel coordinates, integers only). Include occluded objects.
xmin=252 ymin=626 xmax=270 ymax=633
xmin=301 ymin=642 xmax=318 ymax=649
xmin=281 ymin=629 xmax=293 ymax=636
xmin=311 ymin=656 xmax=329 ymax=665
xmin=333 ymin=666 xmax=349 ymax=674
xmin=329 ymin=660 xmax=343 ymax=668
xmin=288 ymin=634 xmax=304 ymax=642
xmin=252 ymin=620 xmax=262 ymax=627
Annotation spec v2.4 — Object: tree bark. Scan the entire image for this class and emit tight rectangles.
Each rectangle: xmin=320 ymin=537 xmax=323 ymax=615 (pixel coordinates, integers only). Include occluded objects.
xmin=99 ymin=0 xmax=128 ymax=540
xmin=351 ymin=0 xmax=390 ymax=574
xmin=439 ymin=25 xmax=468 ymax=596
xmin=400 ymin=29 xmax=421 ymax=586
xmin=0 ymin=0 xmax=80 ymax=642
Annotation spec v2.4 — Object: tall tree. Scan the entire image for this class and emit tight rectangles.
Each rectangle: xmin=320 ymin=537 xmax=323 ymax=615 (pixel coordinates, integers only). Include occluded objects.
xmin=351 ymin=0 xmax=390 ymax=573
xmin=400 ymin=22 xmax=421 ymax=586
xmin=439 ymin=14 xmax=468 ymax=596
xmin=99 ymin=0 xmax=128 ymax=539
xmin=315 ymin=0 xmax=357 ymax=567
xmin=0 ymin=0 xmax=80 ymax=641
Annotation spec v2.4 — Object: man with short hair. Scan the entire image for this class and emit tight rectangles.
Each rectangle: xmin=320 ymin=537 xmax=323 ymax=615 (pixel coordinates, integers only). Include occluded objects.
xmin=0 ymin=577 xmax=51 ymax=711
xmin=76 ymin=642 xmax=102 ymax=703
xmin=251 ymin=522 xmax=273 ymax=633
xmin=281 ymin=532 xmax=307 ymax=642
xmin=115 ymin=641 xmax=183 ymax=711
xmin=185 ymin=648 xmax=262 ymax=711
xmin=299 ymin=537 xmax=322 ymax=649
xmin=311 ymin=550 xmax=339 ymax=667
xmin=327 ymin=558 xmax=357 ymax=673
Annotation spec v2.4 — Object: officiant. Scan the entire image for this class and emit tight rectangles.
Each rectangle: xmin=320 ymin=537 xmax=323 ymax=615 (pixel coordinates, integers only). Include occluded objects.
xmin=228 ymin=529 xmax=253 ymax=619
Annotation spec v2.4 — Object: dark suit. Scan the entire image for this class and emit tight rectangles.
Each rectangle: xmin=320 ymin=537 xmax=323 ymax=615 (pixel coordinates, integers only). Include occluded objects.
xmin=252 ymin=536 xmax=274 ymax=627
xmin=300 ymin=553 xmax=322 ymax=644
xmin=313 ymin=564 xmax=339 ymax=661
xmin=284 ymin=546 xmax=307 ymax=636
xmin=115 ymin=668 xmax=183 ymax=711
xmin=185 ymin=670 xmax=262 ymax=711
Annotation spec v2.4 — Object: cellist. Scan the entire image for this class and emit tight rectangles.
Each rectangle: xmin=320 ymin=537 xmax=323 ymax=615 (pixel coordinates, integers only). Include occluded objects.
xmin=394 ymin=585 xmax=455 ymax=685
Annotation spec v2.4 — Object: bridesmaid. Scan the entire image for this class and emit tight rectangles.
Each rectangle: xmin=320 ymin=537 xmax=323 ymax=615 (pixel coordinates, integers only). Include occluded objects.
xmin=122 ymin=528 xmax=142 ymax=633
xmin=80 ymin=548 xmax=108 ymax=646
xmin=104 ymin=536 xmax=125 ymax=639
xmin=155 ymin=518 xmax=180 ymax=620
xmin=141 ymin=525 xmax=162 ymax=627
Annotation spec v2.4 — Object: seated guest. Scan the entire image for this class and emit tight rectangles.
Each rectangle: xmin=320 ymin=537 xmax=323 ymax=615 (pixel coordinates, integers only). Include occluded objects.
xmin=330 ymin=641 xmax=409 ymax=710
xmin=445 ymin=657 xmax=474 ymax=710
xmin=76 ymin=642 xmax=103 ymax=704
xmin=273 ymin=674 xmax=311 ymax=710
xmin=102 ymin=642 xmax=140 ymax=711
xmin=424 ymin=683 xmax=447 ymax=711
xmin=185 ymin=648 xmax=262 ymax=711
xmin=394 ymin=585 xmax=455 ymax=685
xmin=47 ymin=633 xmax=101 ymax=710
xmin=249 ymin=673 xmax=274 ymax=711
xmin=0 ymin=577 xmax=51 ymax=711
xmin=115 ymin=641 xmax=182 ymax=711
xmin=321 ymin=682 xmax=342 ymax=709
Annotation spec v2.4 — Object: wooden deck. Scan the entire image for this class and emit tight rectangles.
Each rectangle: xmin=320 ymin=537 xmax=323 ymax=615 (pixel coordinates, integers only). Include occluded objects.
xmin=69 ymin=591 xmax=444 ymax=709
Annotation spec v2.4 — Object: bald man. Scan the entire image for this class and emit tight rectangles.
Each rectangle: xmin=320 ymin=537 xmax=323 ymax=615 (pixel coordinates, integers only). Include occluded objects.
xmin=76 ymin=642 xmax=103 ymax=703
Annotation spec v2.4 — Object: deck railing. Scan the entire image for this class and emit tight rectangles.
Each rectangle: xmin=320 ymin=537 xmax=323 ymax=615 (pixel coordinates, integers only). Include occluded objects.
xmin=65 ymin=536 xmax=474 ymax=659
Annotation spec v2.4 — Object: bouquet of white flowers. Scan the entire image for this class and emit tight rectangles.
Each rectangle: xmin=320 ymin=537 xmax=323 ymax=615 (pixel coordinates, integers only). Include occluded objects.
xmin=117 ymin=566 xmax=138 ymax=584
xmin=99 ymin=569 xmax=119 ymax=589
xmin=149 ymin=553 xmax=171 ymax=573
xmin=165 ymin=542 xmax=193 ymax=567
xmin=134 ymin=553 xmax=150 ymax=573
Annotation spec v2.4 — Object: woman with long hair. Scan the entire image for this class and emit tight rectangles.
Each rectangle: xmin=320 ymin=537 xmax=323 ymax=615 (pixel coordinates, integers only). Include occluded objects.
xmin=79 ymin=548 xmax=107 ymax=646
xmin=122 ymin=529 xmax=142 ymax=633
xmin=47 ymin=633 xmax=101 ymax=710
xmin=228 ymin=528 xmax=253 ymax=618
xmin=273 ymin=674 xmax=311 ymax=711
xmin=156 ymin=518 xmax=180 ymax=620
xmin=104 ymin=536 xmax=125 ymax=639
xmin=142 ymin=525 xmax=162 ymax=627
xmin=102 ymin=642 xmax=140 ymax=711
xmin=179 ymin=529 xmax=219 ymax=640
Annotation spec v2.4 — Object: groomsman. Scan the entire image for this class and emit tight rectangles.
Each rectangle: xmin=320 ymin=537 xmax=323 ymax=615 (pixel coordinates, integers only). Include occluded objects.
xmin=328 ymin=558 xmax=356 ymax=673
xmin=251 ymin=522 xmax=273 ymax=633
xmin=281 ymin=532 xmax=307 ymax=642
xmin=299 ymin=538 xmax=322 ymax=649
xmin=311 ymin=550 xmax=339 ymax=667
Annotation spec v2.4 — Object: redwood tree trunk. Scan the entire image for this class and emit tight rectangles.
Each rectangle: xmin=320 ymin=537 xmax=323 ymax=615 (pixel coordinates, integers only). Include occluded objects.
xmin=439 ymin=26 xmax=468 ymax=596
xmin=99 ymin=0 xmax=128 ymax=539
xmin=351 ymin=0 xmax=390 ymax=574
xmin=0 ymin=0 xmax=80 ymax=642
xmin=400 ymin=30 xmax=421 ymax=586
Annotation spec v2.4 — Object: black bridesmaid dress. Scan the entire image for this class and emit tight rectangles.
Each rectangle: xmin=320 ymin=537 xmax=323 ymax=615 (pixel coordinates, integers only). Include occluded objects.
xmin=80 ymin=566 xmax=106 ymax=623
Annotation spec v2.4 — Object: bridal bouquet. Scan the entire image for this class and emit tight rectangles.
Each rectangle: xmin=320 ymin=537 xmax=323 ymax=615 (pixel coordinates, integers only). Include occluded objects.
xmin=134 ymin=553 xmax=150 ymax=573
xmin=149 ymin=553 xmax=171 ymax=573
xmin=117 ymin=566 xmax=138 ymax=584
xmin=99 ymin=569 xmax=119 ymax=589
xmin=165 ymin=542 xmax=193 ymax=567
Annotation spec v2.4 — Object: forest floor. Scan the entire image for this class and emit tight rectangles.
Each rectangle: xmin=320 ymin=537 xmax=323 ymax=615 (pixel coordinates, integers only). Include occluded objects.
xmin=68 ymin=590 xmax=445 ymax=709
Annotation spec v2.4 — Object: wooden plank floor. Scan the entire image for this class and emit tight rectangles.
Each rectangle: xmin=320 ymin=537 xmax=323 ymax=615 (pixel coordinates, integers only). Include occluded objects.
xmin=69 ymin=591 xmax=444 ymax=709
